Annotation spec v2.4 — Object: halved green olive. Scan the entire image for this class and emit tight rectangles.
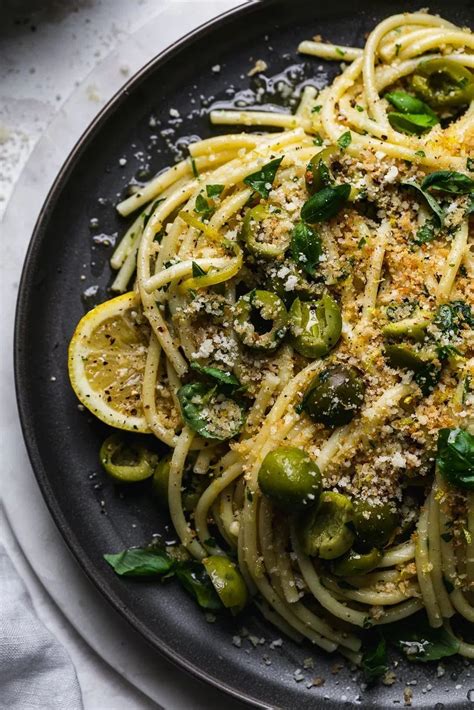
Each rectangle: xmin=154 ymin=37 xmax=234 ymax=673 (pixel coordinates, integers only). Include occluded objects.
xmin=100 ymin=434 xmax=156 ymax=483
xmin=241 ymin=204 xmax=291 ymax=258
xmin=382 ymin=314 xmax=431 ymax=342
xmin=305 ymin=146 xmax=339 ymax=194
xmin=300 ymin=491 xmax=354 ymax=559
xmin=352 ymin=500 xmax=399 ymax=549
xmin=411 ymin=59 xmax=474 ymax=108
xmin=258 ymin=446 xmax=322 ymax=512
xmin=234 ymin=290 xmax=288 ymax=351
xmin=289 ymin=294 xmax=342 ymax=359
xmin=203 ymin=555 xmax=248 ymax=613
xmin=331 ymin=547 xmax=383 ymax=576
xmin=302 ymin=365 xmax=365 ymax=426
xmin=151 ymin=456 xmax=171 ymax=506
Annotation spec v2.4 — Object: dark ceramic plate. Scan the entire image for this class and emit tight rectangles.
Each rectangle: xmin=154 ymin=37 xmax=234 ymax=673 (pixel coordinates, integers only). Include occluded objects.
xmin=15 ymin=1 xmax=473 ymax=707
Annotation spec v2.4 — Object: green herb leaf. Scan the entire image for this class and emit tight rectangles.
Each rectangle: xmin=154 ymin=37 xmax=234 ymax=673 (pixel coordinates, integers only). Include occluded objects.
xmin=434 ymin=300 xmax=474 ymax=333
xmin=467 ymin=157 xmax=474 ymax=172
xmin=243 ymin=157 xmax=283 ymax=198
xmin=414 ymin=216 xmax=439 ymax=245
xmin=388 ymin=112 xmax=438 ymax=135
xmin=104 ymin=547 xmax=174 ymax=577
xmin=362 ymin=637 xmax=389 ymax=685
xmin=192 ymin=261 xmax=207 ymax=278
xmin=311 ymin=105 xmax=322 ymax=113
xmin=301 ymin=184 xmax=351 ymax=223
xmin=313 ymin=132 xmax=323 ymax=146
xmin=290 ymin=221 xmax=323 ymax=278
xmin=421 ymin=170 xmax=474 ymax=195
xmin=337 ymin=131 xmax=352 ymax=150
xmin=190 ymin=362 xmax=242 ymax=394
xmin=206 ymin=184 xmax=224 ymax=198
xmin=177 ymin=382 xmax=245 ymax=441
xmin=384 ymin=615 xmax=460 ymax=662
xmin=195 ymin=193 xmax=214 ymax=218
xmin=436 ymin=428 xmax=474 ymax=491
xmin=385 ymin=91 xmax=437 ymax=118
xmin=355 ymin=104 xmax=364 ymax=112
xmin=401 ymin=179 xmax=444 ymax=227
xmin=175 ymin=560 xmax=223 ymax=610
xmin=190 ymin=156 xmax=199 ymax=178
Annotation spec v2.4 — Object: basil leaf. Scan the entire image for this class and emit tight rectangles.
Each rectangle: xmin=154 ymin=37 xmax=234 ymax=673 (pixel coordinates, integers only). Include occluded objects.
xmin=104 ymin=547 xmax=174 ymax=577
xmin=437 ymin=428 xmax=474 ymax=490
xmin=175 ymin=560 xmax=223 ymax=610
xmin=434 ymin=300 xmax=474 ymax=333
xmin=414 ymin=216 xmax=439 ymax=245
xmin=243 ymin=157 xmax=283 ymax=198
xmin=421 ymin=170 xmax=474 ymax=195
xmin=206 ymin=184 xmax=224 ymax=198
xmin=192 ymin=261 xmax=207 ymax=278
xmin=385 ymin=616 xmax=460 ymax=662
xmin=388 ymin=111 xmax=438 ymax=135
xmin=401 ymin=179 xmax=444 ymax=227
xmin=301 ymin=184 xmax=351 ymax=223
xmin=177 ymin=382 xmax=244 ymax=441
xmin=385 ymin=91 xmax=437 ymax=118
xmin=190 ymin=362 xmax=242 ymax=394
xmin=362 ymin=637 xmax=388 ymax=685
xmin=337 ymin=131 xmax=352 ymax=150
xmin=290 ymin=221 xmax=323 ymax=277
xmin=195 ymin=193 xmax=214 ymax=218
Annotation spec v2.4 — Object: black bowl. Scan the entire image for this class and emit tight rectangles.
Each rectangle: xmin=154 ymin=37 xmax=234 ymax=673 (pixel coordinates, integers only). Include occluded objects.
xmin=15 ymin=1 xmax=473 ymax=707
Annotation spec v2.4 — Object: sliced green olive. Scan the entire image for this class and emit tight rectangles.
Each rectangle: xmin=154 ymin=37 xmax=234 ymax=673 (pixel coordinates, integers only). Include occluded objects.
xmin=100 ymin=434 xmax=156 ymax=483
xmin=241 ymin=204 xmax=291 ymax=258
xmin=234 ymin=289 xmax=288 ymax=351
xmin=151 ymin=456 xmax=171 ymax=507
xmin=300 ymin=491 xmax=354 ymax=559
xmin=305 ymin=146 xmax=339 ymax=194
xmin=384 ymin=343 xmax=441 ymax=395
xmin=382 ymin=314 xmax=431 ymax=342
xmin=203 ymin=555 xmax=248 ymax=613
xmin=289 ymin=294 xmax=342 ymax=359
xmin=331 ymin=547 xmax=383 ymax=576
xmin=258 ymin=446 xmax=322 ymax=512
xmin=411 ymin=59 xmax=474 ymax=108
xmin=302 ymin=365 xmax=365 ymax=426
xmin=352 ymin=500 xmax=399 ymax=549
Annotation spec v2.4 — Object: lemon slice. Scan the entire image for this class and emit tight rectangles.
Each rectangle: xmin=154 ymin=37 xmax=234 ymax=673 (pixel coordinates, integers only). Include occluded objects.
xmin=68 ymin=291 xmax=151 ymax=432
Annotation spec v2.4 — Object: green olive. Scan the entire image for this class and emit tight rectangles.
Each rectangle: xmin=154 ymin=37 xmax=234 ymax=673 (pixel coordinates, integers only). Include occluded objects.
xmin=241 ymin=204 xmax=291 ymax=258
xmin=352 ymin=499 xmax=399 ymax=549
xmin=266 ymin=261 xmax=321 ymax=303
xmin=300 ymin=491 xmax=354 ymax=559
xmin=289 ymin=294 xmax=342 ymax=359
xmin=151 ymin=456 xmax=171 ymax=507
xmin=258 ymin=446 xmax=322 ymax=512
xmin=305 ymin=146 xmax=339 ymax=194
xmin=234 ymin=289 xmax=288 ymax=351
xmin=411 ymin=59 xmax=474 ymax=108
xmin=203 ymin=555 xmax=248 ymax=613
xmin=100 ymin=434 xmax=156 ymax=483
xmin=384 ymin=343 xmax=441 ymax=395
xmin=302 ymin=365 xmax=365 ymax=426
xmin=382 ymin=313 xmax=431 ymax=342
xmin=331 ymin=547 xmax=383 ymax=576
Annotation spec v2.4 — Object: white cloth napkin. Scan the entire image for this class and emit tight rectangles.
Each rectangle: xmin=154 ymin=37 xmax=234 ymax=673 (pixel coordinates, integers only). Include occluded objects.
xmin=0 ymin=544 xmax=83 ymax=710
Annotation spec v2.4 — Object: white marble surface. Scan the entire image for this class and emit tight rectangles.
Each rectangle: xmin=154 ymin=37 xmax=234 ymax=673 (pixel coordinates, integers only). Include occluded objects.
xmin=0 ymin=2 xmax=249 ymax=708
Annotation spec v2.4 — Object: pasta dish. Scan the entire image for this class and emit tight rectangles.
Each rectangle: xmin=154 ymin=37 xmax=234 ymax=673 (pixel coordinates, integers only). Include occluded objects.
xmin=68 ymin=11 xmax=474 ymax=674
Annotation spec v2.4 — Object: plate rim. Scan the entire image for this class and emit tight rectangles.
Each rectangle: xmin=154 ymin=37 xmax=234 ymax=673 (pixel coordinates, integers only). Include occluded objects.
xmin=13 ymin=1 xmax=278 ymax=708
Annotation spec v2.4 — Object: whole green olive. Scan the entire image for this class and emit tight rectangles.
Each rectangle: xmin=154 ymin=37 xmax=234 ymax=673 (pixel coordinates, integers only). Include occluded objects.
xmin=301 ymin=365 xmax=365 ymax=426
xmin=203 ymin=555 xmax=248 ymax=613
xmin=331 ymin=547 xmax=383 ymax=576
xmin=300 ymin=491 xmax=354 ymax=559
xmin=352 ymin=499 xmax=400 ymax=549
xmin=258 ymin=446 xmax=322 ymax=512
